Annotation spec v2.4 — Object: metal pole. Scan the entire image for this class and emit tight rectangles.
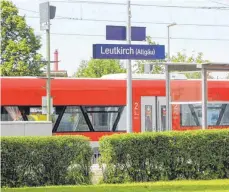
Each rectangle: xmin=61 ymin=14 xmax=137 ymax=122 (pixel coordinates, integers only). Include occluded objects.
xmin=166 ymin=23 xmax=176 ymax=131
xmin=144 ymin=64 xmax=151 ymax=74
xmin=167 ymin=26 xmax=170 ymax=59
xmin=201 ymin=67 xmax=207 ymax=129
xmin=126 ymin=0 xmax=132 ymax=133
xmin=165 ymin=26 xmax=170 ymax=131
xmin=46 ymin=24 xmax=51 ymax=121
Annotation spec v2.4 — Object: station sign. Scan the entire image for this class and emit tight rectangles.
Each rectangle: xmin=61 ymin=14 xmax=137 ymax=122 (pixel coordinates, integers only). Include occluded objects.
xmin=93 ymin=44 xmax=165 ymax=60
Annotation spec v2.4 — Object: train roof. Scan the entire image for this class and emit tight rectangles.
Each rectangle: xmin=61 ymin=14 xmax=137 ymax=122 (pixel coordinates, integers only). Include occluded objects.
xmin=0 ymin=73 xmax=228 ymax=81
xmin=0 ymin=73 xmax=186 ymax=80
xmin=101 ymin=73 xmax=187 ymax=80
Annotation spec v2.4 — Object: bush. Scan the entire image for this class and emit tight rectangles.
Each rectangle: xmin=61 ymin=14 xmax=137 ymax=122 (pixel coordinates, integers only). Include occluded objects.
xmin=1 ymin=136 xmax=93 ymax=187
xmin=99 ymin=129 xmax=229 ymax=183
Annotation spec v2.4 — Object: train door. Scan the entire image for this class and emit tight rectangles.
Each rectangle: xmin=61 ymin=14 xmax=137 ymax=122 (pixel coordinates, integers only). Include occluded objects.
xmin=157 ymin=97 xmax=166 ymax=131
xmin=141 ymin=96 xmax=156 ymax=132
xmin=140 ymin=96 xmax=166 ymax=132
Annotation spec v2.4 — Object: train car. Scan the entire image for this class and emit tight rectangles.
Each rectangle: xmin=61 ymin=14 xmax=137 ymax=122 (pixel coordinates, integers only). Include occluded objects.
xmin=1 ymin=74 xmax=229 ymax=147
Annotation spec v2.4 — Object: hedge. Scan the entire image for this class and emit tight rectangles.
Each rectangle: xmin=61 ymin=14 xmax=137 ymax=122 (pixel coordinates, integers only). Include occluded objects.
xmin=1 ymin=136 xmax=93 ymax=187
xmin=99 ymin=129 xmax=229 ymax=183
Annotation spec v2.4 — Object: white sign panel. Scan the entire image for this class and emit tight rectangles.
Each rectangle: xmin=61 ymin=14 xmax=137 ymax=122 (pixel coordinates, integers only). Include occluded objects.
xmin=42 ymin=96 xmax=54 ymax=114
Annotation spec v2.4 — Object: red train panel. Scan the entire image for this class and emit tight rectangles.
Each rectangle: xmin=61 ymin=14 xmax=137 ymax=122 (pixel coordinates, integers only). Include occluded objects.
xmin=1 ymin=77 xmax=229 ymax=141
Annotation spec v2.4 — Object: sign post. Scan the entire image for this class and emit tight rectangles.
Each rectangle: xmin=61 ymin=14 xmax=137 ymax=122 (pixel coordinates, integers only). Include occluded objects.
xmin=126 ymin=0 xmax=132 ymax=133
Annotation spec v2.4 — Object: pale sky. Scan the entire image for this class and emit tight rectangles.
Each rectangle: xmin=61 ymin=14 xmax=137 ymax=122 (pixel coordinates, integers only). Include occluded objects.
xmin=11 ymin=0 xmax=229 ymax=77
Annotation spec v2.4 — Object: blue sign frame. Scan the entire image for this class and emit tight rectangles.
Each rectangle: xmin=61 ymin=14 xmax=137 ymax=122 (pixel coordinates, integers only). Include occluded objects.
xmin=106 ymin=25 xmax=146 ymax=41
xmin=106 ymin=25 xmax=126 ymax=41
xmin=93 ymin=44 xmax=165 ymax=60
xmin=131 ymin=26 xmax=146 ymax=41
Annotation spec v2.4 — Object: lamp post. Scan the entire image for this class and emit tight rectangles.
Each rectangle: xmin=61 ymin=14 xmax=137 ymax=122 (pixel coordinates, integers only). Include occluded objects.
xmin=167 ymin=22 xmax=176 ymax=60
xmin=166 ymin=22 xmax=176 ymax=131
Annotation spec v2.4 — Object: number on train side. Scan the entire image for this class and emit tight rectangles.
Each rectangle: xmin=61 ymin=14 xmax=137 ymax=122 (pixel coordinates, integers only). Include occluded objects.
xmin=134 ymin=102 xmax=139 ymax=116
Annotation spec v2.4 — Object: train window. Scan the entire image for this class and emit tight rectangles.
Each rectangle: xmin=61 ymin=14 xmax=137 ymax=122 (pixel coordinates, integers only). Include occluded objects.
xmin=56 ymin=106 xmax=90 ymax=132
xmin=181 ymin=103 xmax=229 ymax=127
xmin=1 ymin=106 xmax=23 ymax=121
xmin=1 ymin=106 xmax=57 ymax=123
xmin=116 ymin=106 xmax=126 ymax=131
xmin=1 ymin=105 xmax=125 ymax=132
xmin=181 ymin=104 xmax=200 ymax=126
xmin=86 ymin=107 xmax=120 ymax=131
xmin=27 ymin=107 xmax=53 ymax=122
xmin=85 ymin=107 xmax=119 ymax=112
xmin=220 ymin=104 xmax=229 ymax=125
xmin=88 ymin=113 xmax=118 ymax=131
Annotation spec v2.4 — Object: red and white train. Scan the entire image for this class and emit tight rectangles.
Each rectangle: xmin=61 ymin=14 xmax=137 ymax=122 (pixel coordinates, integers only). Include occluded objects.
xmin=1 ymin=74 xmax=229 ymax=144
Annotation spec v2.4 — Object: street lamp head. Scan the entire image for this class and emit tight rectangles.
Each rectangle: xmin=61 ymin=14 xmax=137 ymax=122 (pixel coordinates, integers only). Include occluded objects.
xmin=168 ymin=22 xmax=177 ymax=27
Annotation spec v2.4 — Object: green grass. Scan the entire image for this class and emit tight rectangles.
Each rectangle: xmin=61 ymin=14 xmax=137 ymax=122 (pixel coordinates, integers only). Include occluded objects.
xmin=2 ymin=179 xmax=229 ymax=192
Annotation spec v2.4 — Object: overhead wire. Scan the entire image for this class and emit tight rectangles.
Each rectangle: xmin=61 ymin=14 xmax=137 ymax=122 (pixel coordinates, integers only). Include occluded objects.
xmin=18 ymin=4 xmax=229 ymax=42
xmin=27 ymin=16 xmax=229 ymax=28
xmin=208 ymin=0 xmax=229 ymax=6
xmin=19 ymin=8 xmax=229 ymax=28
xmin=48 ymin=32 xmax=229 ymax=41
xmin=50 ymin=0 xmax=229 ymax=10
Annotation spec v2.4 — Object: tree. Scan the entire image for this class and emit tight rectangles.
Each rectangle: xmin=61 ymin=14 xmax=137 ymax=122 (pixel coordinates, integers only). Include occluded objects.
xmin=134 ymin=36 xmax=212 ymax=79
xmin=74 ymin=59 xmax=126 ymax=78
xmin=1 ymin=0 xmax=44 ymax=76
xmin=170 ymin=51 xmax=213 ymax=79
